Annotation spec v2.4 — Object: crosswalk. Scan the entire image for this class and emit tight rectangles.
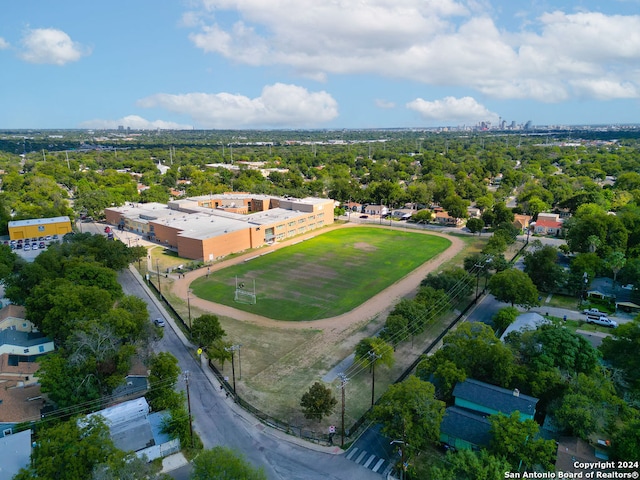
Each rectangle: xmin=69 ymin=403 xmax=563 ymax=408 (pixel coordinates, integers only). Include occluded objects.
xmin=345 ymin=446 xmax=392 ymax=475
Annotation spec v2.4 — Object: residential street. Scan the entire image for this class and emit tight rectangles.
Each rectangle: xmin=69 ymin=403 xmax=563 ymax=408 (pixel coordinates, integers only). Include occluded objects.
xmin=117 ymin=266 xmax=382 ymax=480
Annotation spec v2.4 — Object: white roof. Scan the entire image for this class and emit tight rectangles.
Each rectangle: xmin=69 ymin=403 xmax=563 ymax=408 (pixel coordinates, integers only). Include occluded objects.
xmin=500 ymin=312 xmax=550 ymax=341
xmin=8 ymin=216 xmax=71 ymax=228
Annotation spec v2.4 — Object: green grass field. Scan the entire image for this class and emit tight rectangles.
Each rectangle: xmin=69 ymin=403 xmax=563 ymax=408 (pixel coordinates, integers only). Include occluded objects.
xmin=191 ymin=227 xmax=451 ymax=321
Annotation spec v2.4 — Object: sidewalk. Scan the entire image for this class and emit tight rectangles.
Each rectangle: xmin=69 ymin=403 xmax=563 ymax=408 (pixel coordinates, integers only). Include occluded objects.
xmin=127 ymin=264 xmax=344 ymax=456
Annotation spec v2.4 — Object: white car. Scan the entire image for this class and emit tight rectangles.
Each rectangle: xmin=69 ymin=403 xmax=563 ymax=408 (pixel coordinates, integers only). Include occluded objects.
xmin=154 ymin=318 xmax=166 ymax=327
xmin=586 ymin=315 xmax=617 ymax=328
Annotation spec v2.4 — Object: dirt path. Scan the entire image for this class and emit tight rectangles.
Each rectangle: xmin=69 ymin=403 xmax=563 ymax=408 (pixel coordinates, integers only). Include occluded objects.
xmin=171 ymin=224 xmax=465 ymax=333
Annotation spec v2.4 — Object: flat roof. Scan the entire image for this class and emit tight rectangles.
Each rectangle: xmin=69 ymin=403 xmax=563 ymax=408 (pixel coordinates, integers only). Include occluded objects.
xmin=8 ymin=216 xmax=71 ymax=228
xmin=109 ymin=195 xmax=330 ymax=241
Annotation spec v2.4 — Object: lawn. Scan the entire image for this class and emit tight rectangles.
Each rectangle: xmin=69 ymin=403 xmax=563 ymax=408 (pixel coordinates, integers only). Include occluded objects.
xmin=190 ymin=227 xmax=451 ymax=321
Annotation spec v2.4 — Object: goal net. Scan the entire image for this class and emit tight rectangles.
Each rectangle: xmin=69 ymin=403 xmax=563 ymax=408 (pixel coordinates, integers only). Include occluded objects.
xmin=234 ymin=277 xmax=256 ymax=305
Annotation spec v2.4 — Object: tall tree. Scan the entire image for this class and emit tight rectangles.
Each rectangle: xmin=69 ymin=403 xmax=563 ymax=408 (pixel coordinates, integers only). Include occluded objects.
xmin=300 ymin=381 xmax=338 ymax=422
xmin=191 ymin=314 xmax=226 ymax=348
xmin=488 ymin=268 xmax=539 ymax=308
xmin=15 ymin=416 xmax=118 ymax=480
xmin=372 ymin=375 xmax=444 ymax=467
xmin=191 ymin=446 xmax=267 ymax=480
xmin=489 ymin=412 xmax=556 ymax=472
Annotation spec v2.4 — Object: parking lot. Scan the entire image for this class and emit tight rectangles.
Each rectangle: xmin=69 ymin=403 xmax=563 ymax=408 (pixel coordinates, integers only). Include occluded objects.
xmin=5 ymin=236 xmax=61 ymax=262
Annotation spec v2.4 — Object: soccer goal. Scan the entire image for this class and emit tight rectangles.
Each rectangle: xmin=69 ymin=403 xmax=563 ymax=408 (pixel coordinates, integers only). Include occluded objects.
xmin=234 ymin=276 xmax=256 ymax=305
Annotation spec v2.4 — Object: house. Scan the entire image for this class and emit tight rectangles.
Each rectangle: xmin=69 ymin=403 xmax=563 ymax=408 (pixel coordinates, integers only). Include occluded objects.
xmin=0 ymin=330 xmax=54 ymax=359
xmin=513 ymin=214 xmax=532 ymax=232
xmin=363 ymin=204 xmax=388 ymax=216
xmin=452 ymin=379 xmax=539 ymax=421
xmin=440 ymin=379 xmax=540 ymax=451
xmin=390 ymin=209 xmax=413 ymax=220
xmin=84 ymin=397 xmax=179 ymax=461
xmin=466 ymin=206 xmax=481 ymax=218
xmin=0 ymin=429 xmax=32 ymax=479
xmin=343 ymin=201 xmax=363 ymax=212
xmin=0 ymin=305 xmax=31 ymax=332
xmin=439 ymin=407 xmax=492 ymax=451
xmin=555 ymin=437 xmax=612 ymax=475
xmin=500 ymin=312 xmax=550 ymax=341
xmin=435 ymin=211 xmax=463 ymax=226
xmin=534 ymin=213 xmax=564 ymax=236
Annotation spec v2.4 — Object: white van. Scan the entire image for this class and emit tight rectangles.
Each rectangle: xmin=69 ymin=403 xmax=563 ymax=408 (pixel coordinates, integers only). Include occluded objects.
xmin=586 ymin=315 xmax=617 ymax=328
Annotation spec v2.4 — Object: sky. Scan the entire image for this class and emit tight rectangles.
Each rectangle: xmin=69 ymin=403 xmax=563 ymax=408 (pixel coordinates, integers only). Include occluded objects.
xmin=1 ymin=1 xmax=640 ymax=130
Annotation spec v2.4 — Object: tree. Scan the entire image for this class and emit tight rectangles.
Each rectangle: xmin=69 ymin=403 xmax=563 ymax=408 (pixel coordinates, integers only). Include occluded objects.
xmin=416 ymin=356 xmax=466 ymax=401
xmin=92 ymin=453 xmax=161 ymax=480
xmin=488 ymin=268 xmax=539 ymax=308
xmin=380 ymin=314 xmax=408 ymax=346
xmin=191 ymin=314 xmax=226 ymax=348
xmin=410 ymin=209 xmax=431 ymax=223
xmin=611 ymin=417 xmax=640 ymax=461
xmin=300 ymin=381 xmax=338 ymax=422
xmin=15 ymin=416 xmax=118 ymax=480
xmin=466 ymin=217 xmax=484 ymax=234
xmin=147 ymin=352 xmax=182 ymax=411
xmin=191 ymin=446 xmax=267 ymax=480
xmin=372 ymin=375 xmax=444 ymax=463
xmin=523 ymin=245 xmax=566 ymax=293
xmin=420 ymin=267 xmax=473 ymax=298
xmin=605 ymin=250 xmax=626 ymax=287
xmin=492 ymin=306 xmax=519 ymax=332
xmin=441 ymin=194 xmax=469 ymax=219
xmin=489 ymin=412 xmax=556 ymax=472
xmin=425 ymin=450 xmax=512 ymax=480
xmin=425 ymin=322 xmax=516 ymax=387
xmin=354 ymin=337 xmax=394 ymax=405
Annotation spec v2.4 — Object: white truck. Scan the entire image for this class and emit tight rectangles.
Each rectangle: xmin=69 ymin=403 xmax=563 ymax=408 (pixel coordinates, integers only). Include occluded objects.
xmin=582 ymin=308 xmax=605 ymax=317
xmin=586 ymin=314 xmax=617 ymax=328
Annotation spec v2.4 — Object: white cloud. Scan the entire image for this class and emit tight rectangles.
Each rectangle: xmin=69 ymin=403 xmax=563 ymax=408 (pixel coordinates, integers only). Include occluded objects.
xmin=79 ymin=115 xmax=193 ymax=130
xmin=19 ymin=28 xmax=89 ymax=65
xmin=406 ymin=96 xmax=499 ymax=124
xmin=0 ymin=37 xmax=9 ymax=49
xmin=137 ymin=83 xmax=339 ymax=128
xmin=186 ymin=1 xmax=640 ymax=102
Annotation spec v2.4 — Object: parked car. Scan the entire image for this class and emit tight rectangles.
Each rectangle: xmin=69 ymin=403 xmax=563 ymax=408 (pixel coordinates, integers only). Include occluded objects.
xmin=31 ymin=243 xmax=38 ymax=250
xmin=359 ymin=215 xmax=369 ymax=219
xmin=582 ymin=308 xmax=606 ymax=316
xmin=45 ymin=235 xmax=52 ymax=241
xmin=23 ymin=244 xmax=30 ymax=251
xmin=586 ymin=315 xmax=617 ymax=328
xmin=39 ymin=242 xmax=46 ymax=249
xmin=154 ymin=318 xmax=166 ymax=327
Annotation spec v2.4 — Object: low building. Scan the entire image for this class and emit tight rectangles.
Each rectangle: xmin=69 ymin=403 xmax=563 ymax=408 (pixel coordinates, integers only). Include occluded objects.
xmin=0 ymin=305 xmax=30 ymax=332
xmin=0 ymin=429 xmax=32 ymax=479
xmin=435 ymin=211 xmax=463 ymax=226
xmin=84 ymin=397 xmax=179 ymax=461
xmin=8 ymin=216 xmax=72 ymax=241
xmin=534 ymin=213 xmax=564 ymax=236
xmin=105 ymin=194 xmax=334 ymax=261
xmin=513 ymin=214 xmax=532 ymax=231
xmin=363 ymin=204 xmax=388 ymax=216
xmin=440 ymin=378 xmax=540 ymax=451
xmin=500 ymin=312 xmax=550 ymax=341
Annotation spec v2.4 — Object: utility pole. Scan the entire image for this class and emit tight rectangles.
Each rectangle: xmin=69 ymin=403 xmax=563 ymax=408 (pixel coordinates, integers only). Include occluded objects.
xmin=337 ymin=373 xmax=349 ymax=447
xmin=369 ymin=351 xmax=381 ymax=406
xmin=184 ymin=371 xmax=194 ymax=448
xmin=225 ymin=345 xmax=241 ymax=396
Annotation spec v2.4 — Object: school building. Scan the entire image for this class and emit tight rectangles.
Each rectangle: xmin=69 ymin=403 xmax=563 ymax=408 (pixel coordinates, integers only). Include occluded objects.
xmin=8 ymin=216 xmax=72 ymax=240
xmin=104 ymin=194 xmax=335 ymax=261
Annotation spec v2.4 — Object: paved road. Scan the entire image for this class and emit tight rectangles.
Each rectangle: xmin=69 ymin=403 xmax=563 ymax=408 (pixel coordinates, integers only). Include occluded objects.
xmin=118 ymin=266 xmax=382 ymax=480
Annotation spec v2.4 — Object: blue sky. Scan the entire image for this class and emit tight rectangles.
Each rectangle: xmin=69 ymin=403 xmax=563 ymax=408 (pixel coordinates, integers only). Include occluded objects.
xmin=1 ymin=0 xmax=640 ymax=130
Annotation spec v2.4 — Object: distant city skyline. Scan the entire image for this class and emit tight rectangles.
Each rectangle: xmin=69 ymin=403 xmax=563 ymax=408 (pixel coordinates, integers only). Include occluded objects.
xmin=1 ymin=1 xmax=640 ymax=130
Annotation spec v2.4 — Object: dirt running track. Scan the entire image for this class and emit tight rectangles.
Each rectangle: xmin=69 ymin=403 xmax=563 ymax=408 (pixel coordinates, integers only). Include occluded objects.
xmin=172 ymin=223 xmax=465 ymax=333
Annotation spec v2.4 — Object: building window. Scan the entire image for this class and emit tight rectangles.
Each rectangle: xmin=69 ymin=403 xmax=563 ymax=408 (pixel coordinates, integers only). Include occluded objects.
xmin=39 ymin=345 xmax=45 ymax=353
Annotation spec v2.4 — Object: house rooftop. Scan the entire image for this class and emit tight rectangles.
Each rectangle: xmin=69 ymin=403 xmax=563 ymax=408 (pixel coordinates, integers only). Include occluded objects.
xmin=0 ymin=330 xmax=52 ymax=348
xmin=453 ymin=378 xmax=539 ymax=417
xmin=440 ymin=406 xmax=492 ymax=448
